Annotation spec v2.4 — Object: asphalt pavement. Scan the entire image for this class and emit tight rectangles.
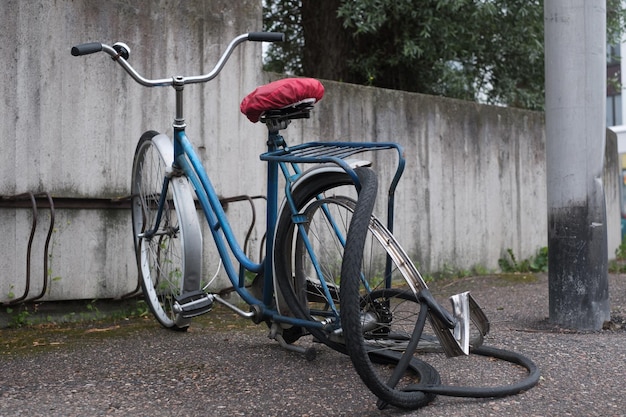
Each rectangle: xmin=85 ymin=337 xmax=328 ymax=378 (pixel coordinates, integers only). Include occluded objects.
xmin=1 ymin=272 xmax=625 ymax=416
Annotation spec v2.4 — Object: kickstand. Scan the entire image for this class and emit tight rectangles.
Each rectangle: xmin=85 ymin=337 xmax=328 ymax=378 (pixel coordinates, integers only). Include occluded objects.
xmin=269 ymin=324 xmax=316 ymax=361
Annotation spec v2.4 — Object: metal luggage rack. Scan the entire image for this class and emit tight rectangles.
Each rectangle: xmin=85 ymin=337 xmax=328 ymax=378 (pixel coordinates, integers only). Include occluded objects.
xmin=261 ymin=141 xmax=406 ymax=232
xmin=260 ymin=141 xmax=403 ymax=165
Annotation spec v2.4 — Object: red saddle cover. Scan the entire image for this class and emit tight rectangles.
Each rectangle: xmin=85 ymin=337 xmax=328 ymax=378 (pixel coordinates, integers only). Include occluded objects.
xmin=240 ymin=78 xmax=324 ymax=123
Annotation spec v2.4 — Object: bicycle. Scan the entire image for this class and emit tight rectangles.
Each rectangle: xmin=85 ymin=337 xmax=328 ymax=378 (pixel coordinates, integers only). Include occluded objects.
xmin=71 ymin=32 xmax=535 ymax=410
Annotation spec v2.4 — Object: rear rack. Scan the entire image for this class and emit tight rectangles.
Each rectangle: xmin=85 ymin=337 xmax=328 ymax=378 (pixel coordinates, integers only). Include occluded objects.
xmin=260 ymin=141 xmax=401 ymax=164
xmin=261 ymin=141 xmax=406 ymax=235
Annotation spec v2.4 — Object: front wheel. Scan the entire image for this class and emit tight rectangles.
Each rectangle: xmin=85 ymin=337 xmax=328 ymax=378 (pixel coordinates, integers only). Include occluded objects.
xmin=131 ymin=131 xmax=203 ymax=330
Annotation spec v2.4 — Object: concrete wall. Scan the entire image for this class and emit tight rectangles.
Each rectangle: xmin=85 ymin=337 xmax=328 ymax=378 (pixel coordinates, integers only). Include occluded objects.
xmin=0 ymin=0 xmax=268 ymax=302
xmin=286 ymin=82 xmax=550 ymax=274
xmin=0 ymin=1 xmax=620 ymax=303
xmin=295 ymin=82 xmax=620 ymax=274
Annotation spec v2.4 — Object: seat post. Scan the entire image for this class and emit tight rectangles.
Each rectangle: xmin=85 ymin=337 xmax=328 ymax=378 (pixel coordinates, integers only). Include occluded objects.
xmin=264 ymin=118 xmax=291 ymax=134
xmin=262 ymin=127 xmax=285 ymax=307
xmin=172 ymin=76 xmax=186 ymax=167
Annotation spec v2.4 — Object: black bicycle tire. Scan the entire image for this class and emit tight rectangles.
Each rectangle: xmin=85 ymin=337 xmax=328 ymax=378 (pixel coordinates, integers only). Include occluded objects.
xmin=275 ymin=167 xmax=438 ymax=408
xmin=409 ymin=345 xmax=540 ymax=398
xmin=274 ymin=168 xmax=358 ymax=351
xmin=340 ymin=167 xmax=436 ymax=409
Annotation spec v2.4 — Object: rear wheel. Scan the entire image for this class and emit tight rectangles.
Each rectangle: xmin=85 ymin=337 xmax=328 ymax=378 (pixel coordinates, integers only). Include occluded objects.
xmin=274 ymin=168 xmax=361 ymax=349
xmin=340 ymin=168 xmax=437 ymax=409
xmin=274 ymin=167 xmax=439 ymax=408
xmin=131 ymin=131 xmax=203 ymax=330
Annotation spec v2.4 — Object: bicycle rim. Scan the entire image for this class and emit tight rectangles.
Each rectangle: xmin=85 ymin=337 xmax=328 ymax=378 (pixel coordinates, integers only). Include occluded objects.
xmin=339 ymin=167 xmax=438 ymax=409
xmin=131 ymin=131 xmax=198 ymax=330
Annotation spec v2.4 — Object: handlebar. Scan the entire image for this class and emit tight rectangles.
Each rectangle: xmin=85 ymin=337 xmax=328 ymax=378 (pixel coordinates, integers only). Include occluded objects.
xmin=247 ymin=32 xmax=285 ymax=42
xmin=71 ymin=32 xmax=285 ymax=88
xmin=70 ymin=42 xmax=103 ymax=56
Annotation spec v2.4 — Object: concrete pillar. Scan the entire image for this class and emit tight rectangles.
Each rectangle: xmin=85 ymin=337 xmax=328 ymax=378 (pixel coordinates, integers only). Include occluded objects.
xmin=544 ymin=0 xmax=610 ymax=329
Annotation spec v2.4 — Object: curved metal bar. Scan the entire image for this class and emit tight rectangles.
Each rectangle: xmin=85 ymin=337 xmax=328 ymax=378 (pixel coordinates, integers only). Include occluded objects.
xmin=5 ymin=192 xmax=37 ymax=305
xmin=219 ymin=194 xmax=267 ymax=258
xmin=100 ymin=33 xmax=250 ymax=88
xmin=27 ymin=192 xmax=55 ymax=302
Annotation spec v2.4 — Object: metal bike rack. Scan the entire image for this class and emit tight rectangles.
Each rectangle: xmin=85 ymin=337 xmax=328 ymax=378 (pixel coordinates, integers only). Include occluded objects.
xmin=0 ymin=194 xmax=134 ymax=304
xmin=218 ymin=194 xmax=267 ymax=263
xmin=0 ymin=192 xmax=55 ymax=305
xmin=0 ymin=193 xmax=268 ymax=303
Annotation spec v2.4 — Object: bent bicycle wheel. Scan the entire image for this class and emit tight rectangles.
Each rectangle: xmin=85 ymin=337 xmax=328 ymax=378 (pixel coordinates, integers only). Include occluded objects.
xmin=274 ymin=166 xmax=368 ymax=349
xmin=131 ymin=131 xmax=203 ymax=330
xmin=338 ymin=168 xmax=440 ymax=409
xmin=274 ymin=166 xmax=438 ymax=408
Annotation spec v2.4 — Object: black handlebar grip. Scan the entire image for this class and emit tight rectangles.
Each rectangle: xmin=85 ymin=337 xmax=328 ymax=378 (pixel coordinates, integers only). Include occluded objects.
xmin=71 ymin=42 xmax=103 ymax=56
xmin=248 ymin=32 xmax=285 ymax=42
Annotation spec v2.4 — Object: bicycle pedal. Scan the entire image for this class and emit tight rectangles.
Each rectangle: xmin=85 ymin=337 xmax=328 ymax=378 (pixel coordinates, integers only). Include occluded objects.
xmin=174 ymin=290 xmax=214 ymax=318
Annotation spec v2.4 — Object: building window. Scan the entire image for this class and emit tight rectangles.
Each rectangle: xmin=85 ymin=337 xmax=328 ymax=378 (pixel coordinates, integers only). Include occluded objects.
xmin=608 ymin=94 xmax=623 ymax=126
xmin=607 ymin=43 xmax=622 ymax=126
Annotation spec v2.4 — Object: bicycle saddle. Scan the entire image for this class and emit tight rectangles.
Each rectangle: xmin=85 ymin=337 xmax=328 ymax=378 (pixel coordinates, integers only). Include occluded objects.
xmin=240 ymin=77 xmax=324 ymax=123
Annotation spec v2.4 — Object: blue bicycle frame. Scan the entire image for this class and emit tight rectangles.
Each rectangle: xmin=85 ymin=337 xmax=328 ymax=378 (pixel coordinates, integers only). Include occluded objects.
xmin=167 ymin=104 xmax=407 ymax=329
xmin=70 ymin=34 xmax=406 ymax=331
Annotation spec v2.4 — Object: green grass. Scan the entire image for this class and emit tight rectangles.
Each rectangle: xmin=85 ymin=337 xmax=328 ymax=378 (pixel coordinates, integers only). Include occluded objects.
xmin=498 ymin=247 xmax=548 ymax=273
xmin=0 ymin=302 xmax=258 ymax=357
xmin=609 ymin=242 xmax=626 ymax=273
